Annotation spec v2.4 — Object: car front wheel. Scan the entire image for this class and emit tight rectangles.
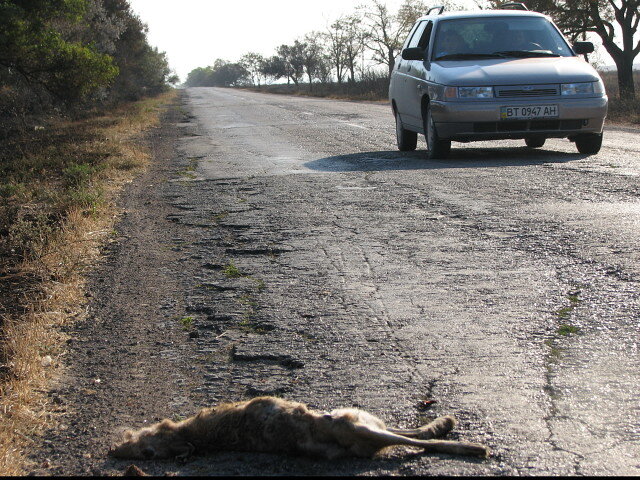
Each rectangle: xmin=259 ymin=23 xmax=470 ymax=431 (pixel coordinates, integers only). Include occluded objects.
xmin=574 ymin=133 xmax=603 ymax=154
xmin=395 ymin=110 xmax=417 ymax=151
xmin=423 ymin=104 xmax=451 ymax=159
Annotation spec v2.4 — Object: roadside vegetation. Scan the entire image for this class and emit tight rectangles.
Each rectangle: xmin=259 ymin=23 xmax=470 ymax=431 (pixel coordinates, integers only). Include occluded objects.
xmin=0 ymin=0 xmax=177 ymax=473
xmin=600 ymin=70 xmax=640 ymax=124
xmin=185 ymin=0 xmax=640 ymax=124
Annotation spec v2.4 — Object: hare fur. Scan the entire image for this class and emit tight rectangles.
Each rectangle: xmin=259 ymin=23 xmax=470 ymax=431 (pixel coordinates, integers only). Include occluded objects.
xmin=109 ymin=396 xmax=489 ymax=460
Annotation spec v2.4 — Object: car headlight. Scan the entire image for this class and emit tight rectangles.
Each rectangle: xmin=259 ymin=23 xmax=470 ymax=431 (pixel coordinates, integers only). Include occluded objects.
xmin=561 ymin=82 xmax=595 ymax=95
xmin=457 ymin=86 xmax=494 ymax=99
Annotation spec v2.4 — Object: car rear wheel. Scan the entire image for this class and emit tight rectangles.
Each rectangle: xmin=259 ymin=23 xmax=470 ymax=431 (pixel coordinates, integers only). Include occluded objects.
xmin=395 ymin=110 xmax=417 ymax=151
xmin=574 ymin=133 xmax=603 ymax=154
xmin=525 ymin=136 xmax=546 ymax=148
xmin=423 ymin=103 xmax=451 ymax=159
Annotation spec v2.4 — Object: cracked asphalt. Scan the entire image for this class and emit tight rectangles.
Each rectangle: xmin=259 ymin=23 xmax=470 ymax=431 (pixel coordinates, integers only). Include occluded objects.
xmin=32 ymin=87 xmax=640 ymax=476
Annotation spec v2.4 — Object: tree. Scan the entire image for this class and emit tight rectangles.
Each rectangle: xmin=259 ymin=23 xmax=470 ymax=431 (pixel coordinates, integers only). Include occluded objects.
xmin=0 ymin=0 xmax=119 ymax=102
xmin=240 ymin=52 xmax=265 ymax=86
xmin=324 ymin=19 xmax=348 ymax=84
xmin=301 ymin=32 xmax=326 ymax=90
xmin=276 ymin=41 xmax=306 ymax=86
xmin=185 ymin=60 xmax=248 ymax=87
xmin=314 ymin=51 xmax=333 ymax=85
xmin=260 ymin=55 xmax=288 ymax=84
xmin=101 ymin=0 xmax=172 ymax=100
xmin=185 ymin=66 xmax=214 ymax=86
xmin=360 ymin=0 xmax=427 ymax=78
xmin=337 ymin=14 xmax=368 ymax=83
xmin=211 ymin=59 xmax=249 ymax=86
xmin=486 ymin=0 xmax=640 ymax=98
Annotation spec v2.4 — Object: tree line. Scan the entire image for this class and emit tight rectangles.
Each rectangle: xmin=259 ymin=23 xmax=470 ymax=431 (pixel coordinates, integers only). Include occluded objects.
xmin=186 ymin=0 xmax=638 ymax=99
xmin=186 ymin=0 xmax=431 ymax=89
xmin=0 ymin=0 xmax=178 ymax=126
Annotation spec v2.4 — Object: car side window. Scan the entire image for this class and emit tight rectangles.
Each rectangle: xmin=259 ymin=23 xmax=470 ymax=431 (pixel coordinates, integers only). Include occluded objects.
xmin=417 ymin=21 xmax=433 ymax=50
xmin=407 ymin=21 xmax=428 ymax=48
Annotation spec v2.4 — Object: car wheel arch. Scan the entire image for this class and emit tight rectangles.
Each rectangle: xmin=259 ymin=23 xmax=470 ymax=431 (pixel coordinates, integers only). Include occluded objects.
xmin=420 ymin=95 xmax=431 ymax=122
xmin=420 ymin=95 xmax=433 ymax=134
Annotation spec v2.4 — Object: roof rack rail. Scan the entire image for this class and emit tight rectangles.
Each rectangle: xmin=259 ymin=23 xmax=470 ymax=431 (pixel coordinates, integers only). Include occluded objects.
xmin=500 ymin=2 xmax=529 ymax=10
xmin=427 ymin=5 xmax=445 ymax=15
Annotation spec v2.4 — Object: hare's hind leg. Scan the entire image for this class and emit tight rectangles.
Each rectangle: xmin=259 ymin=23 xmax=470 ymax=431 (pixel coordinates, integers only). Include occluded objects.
xmin=348 ymin=424 xmax=489 ymax=458
xmin=386 ymin=415 xmax=456 ymax=439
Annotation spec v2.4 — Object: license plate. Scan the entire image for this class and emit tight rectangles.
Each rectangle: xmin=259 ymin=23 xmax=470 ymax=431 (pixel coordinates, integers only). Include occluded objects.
xmin=500 ymin=105 xmax=558 ymax=120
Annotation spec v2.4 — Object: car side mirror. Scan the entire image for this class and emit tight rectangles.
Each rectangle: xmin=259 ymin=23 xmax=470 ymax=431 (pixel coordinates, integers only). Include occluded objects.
xmin=402 ymin=47 xmax=425 ymax=61
xmin=573 ymin=42 xmax=594 ymax=55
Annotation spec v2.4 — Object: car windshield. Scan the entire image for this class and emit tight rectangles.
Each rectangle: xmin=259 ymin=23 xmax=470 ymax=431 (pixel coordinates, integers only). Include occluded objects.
xmin=432 ymin=16 xmax=572 ymax=60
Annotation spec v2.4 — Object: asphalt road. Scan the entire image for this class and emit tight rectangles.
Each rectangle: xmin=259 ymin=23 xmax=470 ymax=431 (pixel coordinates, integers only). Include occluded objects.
xmin=38 ymin=87 xmax=639 ymax=476
xmin=164 ymin=87 xmax=640 ymax=475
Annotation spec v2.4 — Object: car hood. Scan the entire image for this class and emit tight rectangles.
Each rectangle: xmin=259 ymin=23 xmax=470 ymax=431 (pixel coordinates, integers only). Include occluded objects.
xmin=430 ymin=57 xmax=601 ymax=86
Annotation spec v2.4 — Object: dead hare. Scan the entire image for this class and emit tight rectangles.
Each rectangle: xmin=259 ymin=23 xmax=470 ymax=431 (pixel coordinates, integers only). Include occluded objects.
xmin=109 ymin=396 xmax=490 ymax=461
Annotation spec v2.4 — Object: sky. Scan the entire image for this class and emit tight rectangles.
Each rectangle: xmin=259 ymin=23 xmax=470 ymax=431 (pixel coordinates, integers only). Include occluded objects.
xmin=128 ymin=0 xmax=422 ymax=81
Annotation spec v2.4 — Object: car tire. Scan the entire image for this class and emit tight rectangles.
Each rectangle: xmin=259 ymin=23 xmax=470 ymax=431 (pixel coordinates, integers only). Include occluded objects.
xmin=423 ymin=103 xmax=451 ymax=159
xmin=395 ymin=110 xmax=417 ymax=151
xmin=525 ymin=136 xmax=546 ymax=148
xmin=575 ymin=133 xmax=603 ymax=154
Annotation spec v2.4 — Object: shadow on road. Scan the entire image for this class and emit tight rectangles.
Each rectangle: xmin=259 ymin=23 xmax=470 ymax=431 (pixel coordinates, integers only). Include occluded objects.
xmin=304 ymin=147 xmax=586 ymax=172
xmin=102 ymin=448 xmax=490 ymax=476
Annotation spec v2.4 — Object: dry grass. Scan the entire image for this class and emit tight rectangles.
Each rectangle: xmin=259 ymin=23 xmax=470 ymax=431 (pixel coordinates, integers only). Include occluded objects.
xmin=247 ymin=73 xmax=389 ymax=102
xmin=0 ymin=89 xmax=177 ymax=474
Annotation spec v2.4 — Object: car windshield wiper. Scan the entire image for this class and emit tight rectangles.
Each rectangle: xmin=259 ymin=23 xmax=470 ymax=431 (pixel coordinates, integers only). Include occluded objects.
xmin=492 ymin=50 xmax=561 ymax=58
xmin=434 ymin=53 xmax=507 ymax=60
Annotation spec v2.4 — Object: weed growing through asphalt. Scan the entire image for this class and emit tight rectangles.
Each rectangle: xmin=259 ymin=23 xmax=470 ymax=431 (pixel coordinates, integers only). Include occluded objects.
xmin=233 ymin=294 xmax=271 ymax=334
xmin=211 ymin=211 xmax=229 ymax=223
xmin=556 ymin=290 xmax=582 ymax=320
xmin=544 ymin=339 xmax=563 ymax=360
xmin=238 ymin=315 xmax=271 ymax=334
xmin=567 ymin=291 xmax=581 ymax=306
xmin=177 ymin=157 xmax=200 ymax=179
xmin=556 ymin=307 xmax=573 ymax=321
xmin=558 ymin=324 xmax=581 ymax=336
xmin=223 ymin=261 xmax=243 ymax=278
xmin=179 ymin=316 xmax=194 ymax=331
xmin=555 ymin=290 xmax=583 ymax=336
xmin=253 ymin=278 xmax=266 ymax=290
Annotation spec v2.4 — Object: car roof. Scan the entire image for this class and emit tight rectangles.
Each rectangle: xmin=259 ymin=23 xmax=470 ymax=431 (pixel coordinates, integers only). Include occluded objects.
xmin=420 ymin=9 xmax=549 ymax=22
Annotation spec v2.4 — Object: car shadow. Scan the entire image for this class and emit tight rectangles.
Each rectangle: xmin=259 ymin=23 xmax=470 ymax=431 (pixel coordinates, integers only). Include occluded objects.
xmin=304 ymin=146 xmax=588 ymax=173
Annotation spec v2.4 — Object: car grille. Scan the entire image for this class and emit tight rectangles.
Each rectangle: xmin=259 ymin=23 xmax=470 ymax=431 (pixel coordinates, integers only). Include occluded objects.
xmin=496 ymin=85 xmax=559 ymax=98
xmin=473 ymin=119 xmax=584 ymax=133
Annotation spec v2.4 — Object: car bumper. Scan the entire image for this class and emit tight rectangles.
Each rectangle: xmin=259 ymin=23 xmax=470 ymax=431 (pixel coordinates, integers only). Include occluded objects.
xmin=431 ymin=96 xmax=608 ymax=141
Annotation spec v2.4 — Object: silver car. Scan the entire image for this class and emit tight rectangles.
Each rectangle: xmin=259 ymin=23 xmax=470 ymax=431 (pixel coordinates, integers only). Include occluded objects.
xmin=389 ymin=4 xmax=608 ymax=158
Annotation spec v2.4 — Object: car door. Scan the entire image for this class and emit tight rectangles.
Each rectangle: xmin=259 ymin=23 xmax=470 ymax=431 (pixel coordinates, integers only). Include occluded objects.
xmin=392 ymin=20 xmax=427 ymax=128
xmin=404 ymin=21 xmax=434 ymax=129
